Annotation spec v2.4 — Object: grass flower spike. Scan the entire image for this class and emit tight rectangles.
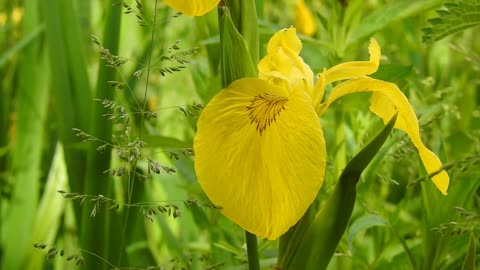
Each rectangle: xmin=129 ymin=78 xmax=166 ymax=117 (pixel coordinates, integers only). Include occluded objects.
xmin=194 ymin=27 xmax=450 ymax=240
xmin=163 ymin=0 xmax=220 ymax=16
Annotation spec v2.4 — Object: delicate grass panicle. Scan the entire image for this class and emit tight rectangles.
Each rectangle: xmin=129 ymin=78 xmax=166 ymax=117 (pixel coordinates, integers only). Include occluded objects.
xmin=25 ymin=0 xmax=218 ymax=268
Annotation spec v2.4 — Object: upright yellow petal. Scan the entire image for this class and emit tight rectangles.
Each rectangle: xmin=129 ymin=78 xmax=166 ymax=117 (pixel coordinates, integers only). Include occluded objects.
xmin=194 ymin=78 xmax=326 ymax=239
xmin=258 ymin=28 xmax=315 ymax=96
xmin=318 ymin=77 xmax=449 ymax=194
xmin=295 ymin=0 xmax=317 ymax=37
xmin=163 ymin=0 xmax=220 ymax=16
xmin=312 ymin=38 xmax=381 ymax=108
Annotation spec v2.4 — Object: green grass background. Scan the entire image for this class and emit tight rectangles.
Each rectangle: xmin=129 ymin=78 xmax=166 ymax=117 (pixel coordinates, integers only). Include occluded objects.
xmin=0 ymin=0 xmax=479 ymax=269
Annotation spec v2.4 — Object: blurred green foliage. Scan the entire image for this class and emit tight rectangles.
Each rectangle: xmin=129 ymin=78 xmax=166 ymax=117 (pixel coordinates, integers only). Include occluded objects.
xmin=0 ymin=0 xmax=479 ymax=269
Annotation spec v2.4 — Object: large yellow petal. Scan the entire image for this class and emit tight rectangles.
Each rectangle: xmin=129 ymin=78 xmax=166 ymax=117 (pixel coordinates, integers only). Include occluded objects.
xmin=163 ymin=0 xmax=220 ymax=16
xmin=318 ymin=77 xmax=449 ymax=194
xmin=194 ymin=78 xmax=326 ymax=239
xmin=258 ymin=27 xmax=315 ymax=96
xmin=295 ymin=0 xmax=317 ymax=37
xmin=313 ymin=38 xmax=381 ymax=109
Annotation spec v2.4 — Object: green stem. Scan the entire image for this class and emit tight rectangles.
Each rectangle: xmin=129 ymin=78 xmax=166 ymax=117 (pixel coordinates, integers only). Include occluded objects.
xmin=245 ymin=231 xmax=260 ymax=270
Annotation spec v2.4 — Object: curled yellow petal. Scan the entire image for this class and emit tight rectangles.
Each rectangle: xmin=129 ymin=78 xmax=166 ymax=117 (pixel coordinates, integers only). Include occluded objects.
xmin=163 ymin=0 xmax=220 ymax=16
xmin=319 ymin=77 xmax=449 ymax=194
xmin=295 ymin=0 xmax=317 ymax=36
xmin=194 ymin=78 xmax=326 ymax=239
xmin=258 ymin=27 xmax=315 ymax=96
xmin=312 ymin=38 xmax=381 ymax=109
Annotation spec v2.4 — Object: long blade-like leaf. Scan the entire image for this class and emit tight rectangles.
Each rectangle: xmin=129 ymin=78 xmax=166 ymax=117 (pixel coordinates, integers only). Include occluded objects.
xmin=284 ymin=113 xmax=398 ymax=270
xmin=1 ymin=0 xmax=48 ymax=268
xmin=80 ymin=1 xmax=122 ymax=268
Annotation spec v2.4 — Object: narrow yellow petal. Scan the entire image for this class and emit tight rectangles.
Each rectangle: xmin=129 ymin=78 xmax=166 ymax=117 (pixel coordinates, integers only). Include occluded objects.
xmin=163 ymin=0 xmax=220 ymax=16
xmin=194 ymin=78 xmax=326 ymax=239
xmin=258 ymin=27 xmax=315 ymax=96
xmin=295 ymin=0 xmax=317 ymax=37
xmin=319 ymin=77 xmax=449 ymax=194
xmin=312 ymin=38 xmax=381 ymax=108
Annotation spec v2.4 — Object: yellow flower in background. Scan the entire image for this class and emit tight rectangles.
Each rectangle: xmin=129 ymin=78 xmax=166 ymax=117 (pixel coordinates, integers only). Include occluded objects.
xmin=0 ymin=13 xmax=6 ymax=25
xmin=194 ymin=27 xmax=449 ymax=240
xmin=163 ymin=0 xmax=220 ymax=16
xmin=295 ymin=0 xmax=316 ymax=36
xmin=0 ymin=7 xmax=23 ymax=26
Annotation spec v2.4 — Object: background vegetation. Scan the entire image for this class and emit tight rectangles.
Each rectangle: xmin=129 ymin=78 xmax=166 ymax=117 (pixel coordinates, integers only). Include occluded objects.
xmin=0 ymin=0 xmax=479 ymax=269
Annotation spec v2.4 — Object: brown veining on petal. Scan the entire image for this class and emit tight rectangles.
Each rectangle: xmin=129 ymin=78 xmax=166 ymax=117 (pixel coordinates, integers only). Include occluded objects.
xmin=246 ymin=93 xmax=288 ymax=135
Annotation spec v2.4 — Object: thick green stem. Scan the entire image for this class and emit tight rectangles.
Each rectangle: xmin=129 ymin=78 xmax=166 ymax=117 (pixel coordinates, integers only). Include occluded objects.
xmin=245 ymin=231 xmax=260 ymax=270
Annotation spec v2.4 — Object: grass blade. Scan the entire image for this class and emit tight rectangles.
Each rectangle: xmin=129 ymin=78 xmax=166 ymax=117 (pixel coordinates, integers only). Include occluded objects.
xmin=80 ymin=1 xmax=122 ymax=268
xmin=1 ymin=0 xmax=48 ymax=268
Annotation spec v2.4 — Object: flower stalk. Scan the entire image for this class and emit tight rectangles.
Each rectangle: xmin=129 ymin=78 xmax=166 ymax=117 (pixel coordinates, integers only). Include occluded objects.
xmin=245 ymin=231 xmax=260 ymax=270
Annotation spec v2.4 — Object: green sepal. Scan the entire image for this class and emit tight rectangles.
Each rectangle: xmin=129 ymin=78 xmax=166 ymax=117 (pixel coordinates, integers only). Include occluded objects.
xmin=223 ymin=0 xmax=259 ymax=64
xmin=219 ymin=7 xmax=257 ymax=87
xmin=282 ymin=113 xmax=398 ymax=270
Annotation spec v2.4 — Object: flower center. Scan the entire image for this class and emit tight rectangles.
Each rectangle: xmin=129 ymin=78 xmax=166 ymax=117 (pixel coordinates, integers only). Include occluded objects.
xmin=246 ymin=93 xmax=288 ymax=135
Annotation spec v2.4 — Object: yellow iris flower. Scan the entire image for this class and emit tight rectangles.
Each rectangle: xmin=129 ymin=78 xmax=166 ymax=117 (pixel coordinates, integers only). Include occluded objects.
xmin=194 ymin=27 xmax=450 ymax=240
xmin=163 ymin=0 xmax=220 ymax=16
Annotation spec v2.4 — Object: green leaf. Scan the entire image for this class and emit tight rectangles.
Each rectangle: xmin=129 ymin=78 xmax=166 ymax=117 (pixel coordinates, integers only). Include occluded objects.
xmin=25 ymin=144 xmax=68 ymax=270
xmin=283 ymin=113 xmax=398 ymax=270
xmin=223 ymin=0 xmax=259 ymax=64
xmin=80 ymin=0 xmax=122 ymax=268
xmin=347 ymin=0 xmax=444 ymax=45
xmin=461 ymin=232 xmax=476 ymax=270
xmin=347 ymin=214 xmax=388 ymax=253
xmin=143 ymin=135 xmax=192 ymax=149
xmin=0 ymin=24 xmax=44 ymax=69
xmin=422 ymin=0 xmax=480 ymax=44
xmin=1 ymin=0 xmax=48 ymax=268
xmin=370 ymin=64 xmax=414 ymax=82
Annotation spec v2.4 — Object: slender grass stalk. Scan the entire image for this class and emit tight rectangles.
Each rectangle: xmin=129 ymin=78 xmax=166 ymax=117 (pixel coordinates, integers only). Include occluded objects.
xmin=118 ymin=0 xmax=159 ymax=265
